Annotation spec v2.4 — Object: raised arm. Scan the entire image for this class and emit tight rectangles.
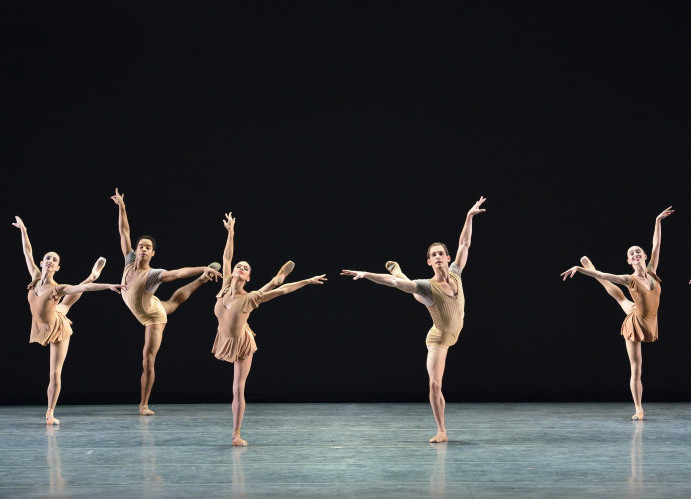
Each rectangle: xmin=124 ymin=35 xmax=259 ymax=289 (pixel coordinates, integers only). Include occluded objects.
xmin=220 ymin=212 xmax=235 ymax=288
xmin=58 ymin=282 xmax=127 ymax=296
xmin=159 ymin=266 xmax=222 ymax=283
xmin=110 ymin=188 xmax=132 ymax=258
xmin=12 ymin=216 xmax=40 ymax=279
xmin=261 ymin=275 xmax=327 ymax=302
xmin=560 ymin=266 xmax=630 ymax=286
xmin=455 ymin=196 xmax=487 ymax=271
xmin=649 ymin=206 xmax=674 ymax=273
xmin=340 ymin=270 xmax=419 ymax=293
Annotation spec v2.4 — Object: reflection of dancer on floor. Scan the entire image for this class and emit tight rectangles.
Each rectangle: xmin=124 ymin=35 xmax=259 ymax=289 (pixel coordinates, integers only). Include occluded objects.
xmin=111 ymin=188 xmax=222 ymax=415
xmin=561 ymin=206 xmax=674 ymax=420
xmin=13 ymin=216 xmax=123 ymax=425
xmin=213 ymin=212 xmax=326 ymax=446
xmin=341 ymin=196 xmax=487 ymax=443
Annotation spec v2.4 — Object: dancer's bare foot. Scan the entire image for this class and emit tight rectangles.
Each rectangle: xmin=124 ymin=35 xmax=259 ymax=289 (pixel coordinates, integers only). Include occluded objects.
xmin=632 ymin=405 xmax=644 ymax=420
xmin=139 ymin=405 xmax=155 ymax=416
xmin=272 ymin=260 xmax=295 ymax=287
xmin=46 ymin=409 xmax=60 ymax=425
xmin=385 ymin=261 xmax=408 ymax=280
xmin=232 ymin=434 xmax=248 ymax=446
xmin=90 ymin=257 xmax=107 ymax=280
xmin=429 ymin=431 xmax=448 ymax=443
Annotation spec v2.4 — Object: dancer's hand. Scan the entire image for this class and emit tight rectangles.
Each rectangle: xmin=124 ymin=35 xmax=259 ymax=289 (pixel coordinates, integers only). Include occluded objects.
xmin=111 ymin=188 xmax=125 ymax=207
xmin=467 ymin=196 xmax=487 ymax=217
xmin=656 ymin=206 xmax=674 ymax=221
xmin=223 ymin=212 xmax=235 ymax=232
xmin=306 ymin=274 xmax=327 ymax=284
xmin=109 ymin=284 xmax=128 ymax=294
xmin=202 ymin=266 xmax=223 ymax=282
xmin=341 ymin=270 xmax=365 ymax=280
xmin=560 ymin=266 xmax=580 ymax=281
xmin=12 ymin=216 xmax=26 ymax=231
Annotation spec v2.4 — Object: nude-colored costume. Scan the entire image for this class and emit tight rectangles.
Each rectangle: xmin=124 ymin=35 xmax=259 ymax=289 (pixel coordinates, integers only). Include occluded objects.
xmin=415 ymin=264 xmax=465 ymax=348
xmin=120 ymin=262 xmax=167 ymax=326
xmin=621 ymin=271 xmax=661 ymax=343
xmin=212 ymin=287 xmax=264 ymax=363
xmin=27 ymin=279 xmax=73 ymax=346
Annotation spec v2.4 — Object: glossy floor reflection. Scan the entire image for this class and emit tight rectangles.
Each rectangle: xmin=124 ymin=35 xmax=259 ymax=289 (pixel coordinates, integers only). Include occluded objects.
xmin=1 ymin=403 xmax=691 ymax=497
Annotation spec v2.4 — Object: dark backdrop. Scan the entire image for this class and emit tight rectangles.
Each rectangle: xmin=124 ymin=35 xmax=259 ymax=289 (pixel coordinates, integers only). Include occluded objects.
xmin=2 ymin=1 xmax=690 ymax=404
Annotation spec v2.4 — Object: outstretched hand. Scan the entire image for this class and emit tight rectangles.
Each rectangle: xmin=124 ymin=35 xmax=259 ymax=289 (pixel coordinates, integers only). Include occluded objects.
xmin=468 ymin=196 xmax=487 ymax=217
xmin=656 ymin=206 xmax=674 ymax=221
xmin=111 ymin=188 xmax=125 ymax=207
xmin=306 ymin=274 xmax=327 ymax=285
xmin=560 ymin=266 xmax=580 ymax=281
xmin=12 ymin=216 xmax=26 ymax=231
xmin=340 ymin=270 xmax=365 ymax=280
xmin=109 ymin=284 xmax=128 ymax=294
xmin=223 ymin=212 xmax=236 ymax=232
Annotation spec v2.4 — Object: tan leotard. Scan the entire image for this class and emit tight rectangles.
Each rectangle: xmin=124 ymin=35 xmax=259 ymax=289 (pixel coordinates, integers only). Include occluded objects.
xmin=120 ymin=261 xmax=167 ymax=326
xmin=621 ymin=271 xmax=661 ymax=343
xmin=27 ymin=278 xmax=73 ymax=346
xmin=415 ymin=263 xmax=465 ymax=348
xmin=212 ymin=286 xmax=264 ymax=363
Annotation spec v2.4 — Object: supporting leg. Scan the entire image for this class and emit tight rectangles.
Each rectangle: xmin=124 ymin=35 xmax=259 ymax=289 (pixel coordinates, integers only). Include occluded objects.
xmin=426 ymin=346 xmax=449 ymax=443
xmin=140 ymin=323 xmax=164 ymax=415
xmin=46 ymin=338 xmax=70 ymax=425
xmin=232 ymin=353 xmax=253 ymax=446
xmin=625 ymin=339 xmax=644 ymax=420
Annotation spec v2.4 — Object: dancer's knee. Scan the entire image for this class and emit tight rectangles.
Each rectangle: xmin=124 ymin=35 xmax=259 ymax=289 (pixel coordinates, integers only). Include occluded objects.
xmin=142 ymin=355 xmax=156 ymax=373
xmin=429 ymin=379 xmax=442 ymax=395
xmin=232 ymin=383 xmax=246 ymax=400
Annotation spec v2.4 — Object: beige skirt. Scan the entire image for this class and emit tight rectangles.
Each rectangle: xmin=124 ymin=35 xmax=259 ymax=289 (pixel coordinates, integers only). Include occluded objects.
xmin=30 ymin=310 xmax=73 ymax=346
xmin=212 ymin=324 xmax=258 ymax=363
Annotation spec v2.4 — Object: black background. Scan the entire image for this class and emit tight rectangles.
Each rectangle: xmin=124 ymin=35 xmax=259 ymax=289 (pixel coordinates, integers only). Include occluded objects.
xmin=2 ymin=1 xmax=690 ymax=405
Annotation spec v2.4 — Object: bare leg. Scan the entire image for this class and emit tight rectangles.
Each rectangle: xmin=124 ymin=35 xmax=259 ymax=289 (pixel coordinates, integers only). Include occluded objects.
xmin=140 ymin=324 xmax=164 ymax=415
xmin=427 ymin=346 xmax=449 ymax=443
xmin=161 ymin=275 xmax=209 ymax=315
xmin=232 ymin=354 xmax=253 ymax=446
xmin=57 ymin=257 xmax=107 ymax=314
xmin=625 ymin=339 xmax=644 ymax=420
xmin=386 ymin=261 xmax=425 ymax=304
xmin=580 ymin=256 xmax=632 ymax=314
xmin=46 ymin=338 xmax=70 ymax=425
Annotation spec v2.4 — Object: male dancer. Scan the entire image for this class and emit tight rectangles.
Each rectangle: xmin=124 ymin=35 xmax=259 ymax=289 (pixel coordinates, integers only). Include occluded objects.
xmin=342 ymin=196 xmax=486 ymax=442
xmin=111 ymin=188 xmax=222 ymax=415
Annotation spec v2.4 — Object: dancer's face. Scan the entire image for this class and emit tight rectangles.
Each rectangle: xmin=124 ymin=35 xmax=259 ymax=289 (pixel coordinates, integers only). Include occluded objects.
xmin=627 ymin=246 xmax=646 ymax=266
xmin=136 ymin=239 xmax=155 ymax=261
xmin=40 ymin=252 xmax=61 ymax=273
xmin=233 ymin=261 xmax=251 ymax=281
xmin=427 ymin=245 xmax=450 ymax=269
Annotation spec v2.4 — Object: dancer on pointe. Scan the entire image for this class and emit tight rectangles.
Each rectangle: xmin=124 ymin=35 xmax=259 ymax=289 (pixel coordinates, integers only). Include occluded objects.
xmin=561 ymin=206 xmax=674 ymax=420
xmin=110 ymin=188 xmax=222 ymax=415
xmin=213 ymin=212 xmax=326 ymax=446
xmin=341 ymin=196 xmax=487 ymax=443
xmin=13 ymin=216 xmax=124 ymax=424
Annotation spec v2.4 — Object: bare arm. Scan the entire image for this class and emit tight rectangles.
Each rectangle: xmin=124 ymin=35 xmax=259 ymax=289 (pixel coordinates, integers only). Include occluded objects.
xmin=261 ymin=275 xmax=327 ymax=303
xmin=160 ymin=266 xmax=222 ymax=283
xmin=649 ymin=206 xmax=674 ymax=273
xmin=221 ymin=212 xmax=235 ymax=288
xmin=340 ymin=270 xmax=418 ymax=293
xmin=111 ymin=188 xmax=132 ymax=258
xmin=12 ymin=216 xmax=40 ymax=278
xmin=560 ymin=266 xmax=630 ymax=286
xmin=58 ymin=283 xmax=127 ymax=296
xmin=455 ymin=196 xmax=487 ymax=270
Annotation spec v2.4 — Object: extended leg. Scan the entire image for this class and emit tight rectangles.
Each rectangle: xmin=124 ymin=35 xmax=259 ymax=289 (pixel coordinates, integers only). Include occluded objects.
xmin=625 ymin=339 xmax=644 ymax=420
xmin=426 ymin=346 xmax=449 ymax=443
xmin=140 ymin=324 xmax=164 ymax=415
xmin=258 ymin=261 xmax=295 ymax=292
xmin=46 ymin=338 xmax=70 ymax=424
xmin=232 ymin=354 xmax=253 ymax=446
xmin=580 ymin=256 xmax=632 ymax=314
xmin=386 ymin=261 xmax=425 ymax=304
xmin=161 ymin=275 xmax=209 ymax=315
xmin=57 ymin=257 xmax=107 ymax=314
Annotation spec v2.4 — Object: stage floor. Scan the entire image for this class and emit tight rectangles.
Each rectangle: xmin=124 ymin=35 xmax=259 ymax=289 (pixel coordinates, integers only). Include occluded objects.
xmin=1 ymin=403 xmax=691 ymax=497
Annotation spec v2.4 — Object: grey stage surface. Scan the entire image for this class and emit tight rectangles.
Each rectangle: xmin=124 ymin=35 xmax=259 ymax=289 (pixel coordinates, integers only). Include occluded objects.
xmin=1 ymin=403 xmax=691 ymax=498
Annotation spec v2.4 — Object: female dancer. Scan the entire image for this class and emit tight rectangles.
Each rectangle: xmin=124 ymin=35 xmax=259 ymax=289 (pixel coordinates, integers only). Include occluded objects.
xmin=213 ymin=212 xmax=326 ymax=446
xmin=13 ymin=216 xmax=125 ymax=424
xmin=561 ymin=206 xmax=674 ymax=420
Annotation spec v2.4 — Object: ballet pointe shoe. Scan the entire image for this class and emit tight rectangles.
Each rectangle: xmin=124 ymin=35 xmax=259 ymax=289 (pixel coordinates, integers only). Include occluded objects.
xmin=91 ymin=257 xmax=107 ymax=280
xmin=232 ymin=433 xmax=248 ymax=446
xmin=139 ymin=405 xmax=155 ymax=416
xmin=200 ymin=262 xmax=221 ymax=283
xmin=46 ymin=409 xmax=60 ymax=425
xmin=632 ymin=406 xmax=644 ymax=421
xmin=272 ymin=260 xmax=295 ymax=287
xmin=580 ymin=256 xmax=594 ymax=269
xmin=385 ymin=261 xmax=406 ymax=279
